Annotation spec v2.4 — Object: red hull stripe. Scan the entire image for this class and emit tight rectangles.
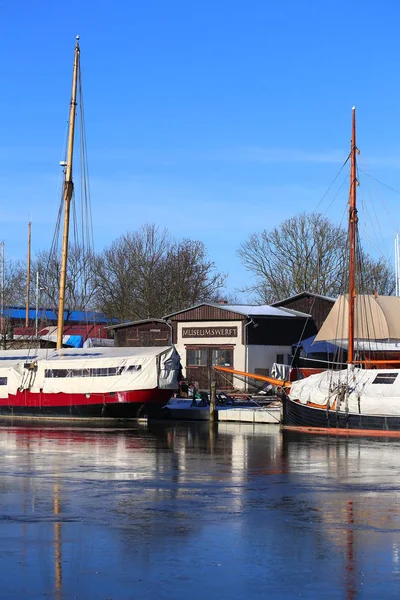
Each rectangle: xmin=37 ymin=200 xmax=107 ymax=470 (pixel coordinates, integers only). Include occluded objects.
xmin=283 ymin=425 xmax=400 ymax=438
xmin=0 ymin=388 xmax=172 ymax=408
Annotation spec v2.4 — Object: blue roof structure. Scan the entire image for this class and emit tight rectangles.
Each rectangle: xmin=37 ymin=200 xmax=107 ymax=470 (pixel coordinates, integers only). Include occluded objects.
xmin=1 ymin=306 xmax=117 ymax=324
xmin=295 ymin=335 xmax=338 ymax=355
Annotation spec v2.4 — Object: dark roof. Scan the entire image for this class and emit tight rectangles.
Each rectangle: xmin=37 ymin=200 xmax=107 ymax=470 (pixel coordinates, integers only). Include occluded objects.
xmin=271 ymin=291 xmax=336 ymax=306
xmin=163 ymin=302 xmax=310 ymax=319
xmin=106 ymin=318 xmax=170 ymax=331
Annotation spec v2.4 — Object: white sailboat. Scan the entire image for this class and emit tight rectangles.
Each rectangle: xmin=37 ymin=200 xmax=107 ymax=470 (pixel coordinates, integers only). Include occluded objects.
xmin=0 ymin=37 xmax=180 ymax=419
xmin=283 ymin=107 xmax=400 ymax=434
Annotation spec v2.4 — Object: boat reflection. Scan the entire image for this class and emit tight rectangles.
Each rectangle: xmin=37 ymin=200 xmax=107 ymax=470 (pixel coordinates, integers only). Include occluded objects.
xmin=53 ymin=483 xmax=62 ymax=600
xmin=1 ymin=422 xmax=400 ymax=599
xmin=282 ymin=431 xmax=400 ymax=599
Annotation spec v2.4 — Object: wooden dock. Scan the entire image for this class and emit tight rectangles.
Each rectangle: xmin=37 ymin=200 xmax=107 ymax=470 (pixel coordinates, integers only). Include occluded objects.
xmin=217 ymin=405 xmax=281 ymax=424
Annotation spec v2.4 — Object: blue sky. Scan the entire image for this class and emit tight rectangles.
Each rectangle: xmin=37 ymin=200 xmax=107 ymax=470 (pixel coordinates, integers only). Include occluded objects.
xmin=1 ymin=0 xmax=400 ymax=299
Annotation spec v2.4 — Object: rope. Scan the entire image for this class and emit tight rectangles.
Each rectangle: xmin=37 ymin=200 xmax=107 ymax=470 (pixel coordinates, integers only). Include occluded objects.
xmin=313 ymin=152 xmax=351 ymax=213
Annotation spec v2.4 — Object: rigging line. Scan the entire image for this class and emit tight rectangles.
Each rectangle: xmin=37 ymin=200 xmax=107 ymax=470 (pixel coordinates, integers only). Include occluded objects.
xmin=39 ymin=95 xmax=71 ymax=343
xmin=313 ymin=152 xmax=351 ymax=213
xmin=45 ymin=199 xmax=63 ymax=301
xmin=356 ymin=234 xmax=378 ymax=356
xmin=357 ymin=174 xmax=389 ymax=262
xmin=296 ymin=355 xmax=346 ymax=366
xmin=79 ymin=72 xmax=94 ymax=252
xmin=329 ymin=204 xmax=348 ymax=370
xmin=321 ymin=173 xmax=349 ymax=218
xmin=338 ymin=203 xmax=348 ymax=231
xmin=77 ymin=59 xmax=95 ymax=326
xmin=358 ymin=168 xmax=400 ymax=196
xmin=362 ymin=165 xmax=399 ymax=245
xmin=76 ymin=80 xmax=88 ymax=317
xmin=358 ymin=163 xmax=399 ymax=241
xmin=359 ymin=233 xmax=385 ymax=356
xmin=329 ymin=229 xmax=350 ymax=373
xmin=215 ymin=368 xmax=265 ymax=393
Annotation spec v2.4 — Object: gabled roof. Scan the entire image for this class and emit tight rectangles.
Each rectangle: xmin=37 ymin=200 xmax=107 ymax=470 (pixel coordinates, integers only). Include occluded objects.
xmin=106 ymin=319 xmax=170 ymax=331
xmin=271 ymin=291 xmax=336 ymax=306
xmin=163 ymin=302 xmax=311 ymax=319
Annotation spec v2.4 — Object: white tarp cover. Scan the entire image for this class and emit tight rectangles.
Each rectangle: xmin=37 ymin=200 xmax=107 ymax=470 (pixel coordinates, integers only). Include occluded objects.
xmin=271 ymin=363 xmax=291 ymax=381
xmin=0 ymin=346 xmax=180 ymax=398
xmin=315 ymin=294 xmax=400 ymax=342
xmin=331 ymin=339 xmax=400 ymax=352
xmin=290 ymin=367 xmax=400 ymax=416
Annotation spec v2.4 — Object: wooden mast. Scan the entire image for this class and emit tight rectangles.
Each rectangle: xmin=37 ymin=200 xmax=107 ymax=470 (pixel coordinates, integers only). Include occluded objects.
xmin=348 ymin=106 xmax=358 ymax=365
xmin=56 ymin=36 xmax=80 ymax=351
xmin=25 ymin=221 xmax=31 ymax=328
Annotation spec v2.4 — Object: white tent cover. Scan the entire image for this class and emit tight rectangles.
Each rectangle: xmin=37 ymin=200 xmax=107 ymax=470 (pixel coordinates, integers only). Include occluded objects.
xmin=290 ymin=367 xmax=400 ymax=416
xmin=0 ymin=346 xmax=180 ymax=398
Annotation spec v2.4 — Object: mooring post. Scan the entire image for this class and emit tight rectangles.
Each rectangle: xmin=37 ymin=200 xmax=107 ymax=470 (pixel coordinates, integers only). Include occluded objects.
xmin=210 ymin=380 xmax=216 ymax=422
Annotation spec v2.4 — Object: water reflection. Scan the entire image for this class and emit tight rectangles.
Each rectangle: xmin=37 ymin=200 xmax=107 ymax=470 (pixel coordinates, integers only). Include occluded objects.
xmin=0 ymin=422 xmax=399 ymax=599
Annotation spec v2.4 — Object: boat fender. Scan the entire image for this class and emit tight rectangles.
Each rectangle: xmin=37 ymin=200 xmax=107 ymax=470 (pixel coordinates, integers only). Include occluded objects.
xmin=101 ymin=404 xmax=108 ymax=417
xmin=343 ymin=386 xmax=350 ymax=426
xmin=337 ymin=384 xmax=345 ymax=410
xmin=325 ymin=399 xmax=330 ymax=424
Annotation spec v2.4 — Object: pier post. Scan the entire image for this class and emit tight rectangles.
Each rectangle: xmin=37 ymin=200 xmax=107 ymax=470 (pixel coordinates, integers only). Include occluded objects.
xmin=210 ymin=380 xmax=216 ymax=422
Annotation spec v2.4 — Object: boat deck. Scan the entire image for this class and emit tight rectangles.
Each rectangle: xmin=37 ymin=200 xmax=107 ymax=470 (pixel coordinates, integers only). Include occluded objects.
xmin=217 ymin=405 xmax=281 ymax=424
xmin=162 ymin=398 xmax=282 ymax=423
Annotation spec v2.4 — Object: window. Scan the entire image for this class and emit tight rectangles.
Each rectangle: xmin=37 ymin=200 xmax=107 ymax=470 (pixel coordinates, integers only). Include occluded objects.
xmin=211 ymin=349 xmax=232 ymax=367
xmin=255 ymin=368 xmax=269 ymax=377
xmin=276 ymin=354 xmax=284 ymax=364
xmin=372 ymin=373 xmax=398 ymax=385
xmin=186 ymin=349 xmax=208 ymax=367
xmin=0 ymin=377 xmax=7 ymax=385
xmin=45 ymin=365 xmax=141 ymax=378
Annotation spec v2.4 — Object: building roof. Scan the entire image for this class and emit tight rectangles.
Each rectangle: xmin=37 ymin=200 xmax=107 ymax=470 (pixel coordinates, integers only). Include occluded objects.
xmin=271 ymin=291 xmax=336 ymax=306
xmin=1 ymin=306 xmax=116 ymax=324
xmin=164 ymin=302 xmax=311 ymax=319
xmin=106 ymin=319 xmax=170 ymax=331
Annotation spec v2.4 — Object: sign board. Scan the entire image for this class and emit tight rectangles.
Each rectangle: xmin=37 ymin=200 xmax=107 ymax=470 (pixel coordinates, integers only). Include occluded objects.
xmin=182 ymin=327 xmax=238 ymax=338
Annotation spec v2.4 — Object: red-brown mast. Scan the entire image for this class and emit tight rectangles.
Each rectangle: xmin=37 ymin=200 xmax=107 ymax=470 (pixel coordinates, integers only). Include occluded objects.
xmin=348 ymin=106 xmax=358 ymax=364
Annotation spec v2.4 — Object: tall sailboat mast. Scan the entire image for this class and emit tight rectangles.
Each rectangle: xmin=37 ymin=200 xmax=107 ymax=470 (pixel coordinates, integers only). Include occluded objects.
xmin=394 ymin=231 xmax=400 ymax=296
xmin=56 ymin=36 xmax=80 ymax=351
xmin=25 ymin=221 xmax=31 ymax=328
xmin=348 ymin=106 xmax=358 ymax=365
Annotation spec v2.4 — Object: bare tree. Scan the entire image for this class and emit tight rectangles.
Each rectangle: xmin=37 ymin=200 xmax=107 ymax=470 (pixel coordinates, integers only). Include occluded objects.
xmin=359 ymin=253 xmax=396 ymax=296
xmin=2 ymin=258 xmax=26 ymax=307
xmin=33 ymin=245 xmax=98 ymax=321
xmin=238 ymin=212 xmax=395 ymax=303
xmin=0 ymin=256 xmax=27 ymax=346
xmin=95 ymin=224 xmax=227 ymax=321
xmin=160 ymin=239 xmax=227 ymax=315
